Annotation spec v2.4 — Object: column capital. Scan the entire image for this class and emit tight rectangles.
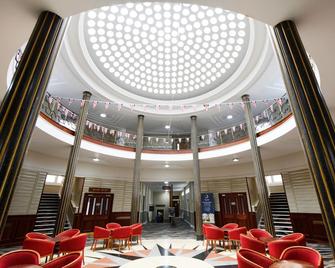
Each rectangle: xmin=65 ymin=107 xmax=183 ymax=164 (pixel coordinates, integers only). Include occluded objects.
xmin=241 ymin=94 xmax=250 ymax=102
xmin=190 ymin=115 xmax=197 ymax=120
xmin=82 ymin=91 xmax=92 ymax=99
xmin=138 ymin=114 xmax=144 ymax=119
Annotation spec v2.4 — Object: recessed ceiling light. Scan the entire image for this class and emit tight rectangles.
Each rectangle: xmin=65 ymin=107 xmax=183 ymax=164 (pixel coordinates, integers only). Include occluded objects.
xmin=165 ymin=164 xmax=170 ymax=168
xmin=165 ymin=125 xmax=171 ymax=129
xmin=233 ymin=157 xmax=239 ymax=162
xmin=227 ymin=114 xmax=233 ymax=119
xmin=100 ymin=113 xmax=107 ymax=118
xmin=164 ymin=181 xmax=169 ymax=184
xmin=93 ymin=158 xmax=100 ymax=162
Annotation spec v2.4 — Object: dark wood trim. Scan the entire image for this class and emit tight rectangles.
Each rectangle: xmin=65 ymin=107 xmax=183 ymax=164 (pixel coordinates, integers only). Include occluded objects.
xmin=0 ymin=215 xmax=36 ymax=246
xmin=143 ymin=149 xmax=192 ymax=154
xmin=290 ymin=213 xmax=328 ymax=243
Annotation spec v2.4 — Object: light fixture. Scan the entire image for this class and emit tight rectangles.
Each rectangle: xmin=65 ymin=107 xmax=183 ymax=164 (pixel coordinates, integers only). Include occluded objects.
xmin=164 ymin=181 xmax=169 ymax=184
xmin=227 ymin=114 xmax=233 ymax=119
xmin=164 ymin=164 xmax=170 ymax=168
xmin=93 ymin=158 xmax=100 ymax=162
xmin=233 ymin=157 xmax=239 ymax=162
xmin=165 ymin=125 xmax=171 ymax=129
xmin=100 ymin=113 xmax=107 ymax=118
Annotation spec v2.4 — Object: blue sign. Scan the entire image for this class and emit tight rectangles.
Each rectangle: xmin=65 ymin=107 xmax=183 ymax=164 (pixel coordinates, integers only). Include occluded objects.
xmin=201 ymin=193 xmax=215 ymax=223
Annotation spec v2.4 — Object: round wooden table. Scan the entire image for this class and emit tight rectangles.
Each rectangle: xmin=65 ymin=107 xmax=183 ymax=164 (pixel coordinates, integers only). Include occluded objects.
xmin=270 ymin=260 xmax=314 ymax=268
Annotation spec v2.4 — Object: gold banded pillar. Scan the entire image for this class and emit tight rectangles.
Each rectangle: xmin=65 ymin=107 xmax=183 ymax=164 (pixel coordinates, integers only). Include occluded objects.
xmin=130 ymin=115 xmax=144 ymax=224
xmin=0 ymin=11 xmax=66 ymax=239
xmin=273 ymin=20 xmax=335 ymax=254
xmin=242 ymin=95 xmax=275 ymax=236
xmin=54 ymin=91 xmax=91 ymax=235
xmin=191 ymin=115 xmax=203 ymax=239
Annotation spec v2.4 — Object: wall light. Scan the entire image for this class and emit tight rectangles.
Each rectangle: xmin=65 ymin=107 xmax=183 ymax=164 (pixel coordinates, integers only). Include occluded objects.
xmin=93 ymin=157 xmax=100 ymax=162
xmin=233 ymin=157 xmax=239 ymax=162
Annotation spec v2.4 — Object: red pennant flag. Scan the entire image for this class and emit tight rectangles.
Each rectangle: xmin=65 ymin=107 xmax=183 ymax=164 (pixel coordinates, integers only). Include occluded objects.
xmin=48 ymin=96 xmax=53 ymax=104
xmin=270 ymin=105 xmax=274 ymax=112
xmin=232 ymin=126 xmax=236 ymax=132
xmin=240 ymin=123 xmax=243 ymax=129
xmin=252 ymin=101 xmax=257 ymax=108
xmin=92 ymin=100 xmax=97 ymax=109
xmin=64 ymin=109 xmax=69 ymax=118
xmin=105 ymin=102 xmax=109 ymax=110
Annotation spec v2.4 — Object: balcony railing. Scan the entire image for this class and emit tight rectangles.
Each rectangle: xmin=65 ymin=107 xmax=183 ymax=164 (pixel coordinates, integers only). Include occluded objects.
xmin=40 ymin=93 xmax=291 ymax=151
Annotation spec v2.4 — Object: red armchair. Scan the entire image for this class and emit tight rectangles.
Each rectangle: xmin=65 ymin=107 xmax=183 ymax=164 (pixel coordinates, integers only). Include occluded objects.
xmin=23 ymin=238 xmax=55 ymax=262
xmin=26 ymin=232 xmax=51 ymax=240
xmin=202 ymin=223 xmax=216 ymax=245
xmin=59 ymin=234 xmax=87 ymax=263
xmin=240 ymin=234 xmax=266 ymax=254
xmin=43 ymin=252 xmax=83 ymax=268
xmin=91 ymin=226 xmax=111 ymax=251
xmin=106 ymin=222 xmax=121 ymax=229
xmin=228 ymin=226 xmax=247 ymax=251
xmin=237 ymin=248 xmax=274 ymax=268
xmin=205 ymin=226 xmax=225 ymax=252
xmin=280 ymin=233 xmax=306 ymax=246
xmin=0 ymin=249 xmax=40 ymax=268
xmin=130 ymin=223 xmax=143 ymax=245
xmin=55 ymin=229 xmax=80 ymax=241
xmin=268 ymin=239 xmax=298 ymax=259
xmin=280 ymin=246 xmax=323 ymax=268
xmin=222 ymin=223 xmax=239 ymax=229
xmin=110 ymin=226 xmax=132 ymax=251
xmin=249 ymin=229 xmax=273 ymax=241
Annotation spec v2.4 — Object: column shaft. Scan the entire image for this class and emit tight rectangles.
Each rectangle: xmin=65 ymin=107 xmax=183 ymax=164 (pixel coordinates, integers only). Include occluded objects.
xmin=0 ymin=11 xmax=65 ymax=238
xmin=273 ymin=20 xmax=335 ymax=254
xmin=54 ymin=91 xmax=91 ymax=234
xmin=130 ymin=115 xmax=144 ymax=224
xmin=242 ymin=95 xmax=275 ymax=236
xmin=191 ymin=116 xmax=202 ymax=239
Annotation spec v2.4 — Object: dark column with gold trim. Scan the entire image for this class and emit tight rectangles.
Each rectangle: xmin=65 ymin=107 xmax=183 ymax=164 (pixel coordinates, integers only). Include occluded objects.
xmin=273 ymin=20 xmax=335 ymax=254
xmin=130 ymin=115 xmax=144 ymax=224
xmin=242 ymin=95 xmax=275 ymax=236
xmin=54 ymin=91 xmax=91 ymax=234
xmin=0 ymin=11 xmax=65 ymax=239
xmin=191 ymin=115 xmax=203 ymax=239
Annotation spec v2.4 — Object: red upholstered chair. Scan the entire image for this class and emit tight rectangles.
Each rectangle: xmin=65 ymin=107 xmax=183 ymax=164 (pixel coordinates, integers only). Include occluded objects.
xmin=237 ymin=248 xmax=274 ymax=268
xmin=106 ymin=222 xmax=122 ymax=229
xmin=249 ymin=229 xmax=273 ymax=241
xmin=205 ymin=226 xmax=225 ymax=252
xmin=268 ymin=239 xmax=298 ymax=259
xmin=43 ymin=252 xmax=82 ymax=268
xmin=0 ymin=249 xmax=40 ymax=268
xmin=110 ymin=226 xmax=132 ymax=251
xmin=240 ymin=234 xmax=266 ymax=254
xmin=280 ymin=246 xmax=323 ymax=268
xmin=91 ymin=226 xmax=111 ymax=251
xmin=222 ymin=223 xmax=239 ymax=229
xmin=59 ymin=234 xmax=87 ymax=263
xmin=55 ymin=229 xmax=80 ymax=241
xmin=280 ymin=233 xmax=306 ymax=246
xmin=228 ymin=226 xmax=247 ymax=251
xmin=202 ymin=223 xmax=216 ymax=246
xmin=130 ymin=223 xmax=143 ymax=245
xmin=23 ymin=238 xmax=55 ymax=262
xmin=26 ymin=232 xmax=51 ymax=240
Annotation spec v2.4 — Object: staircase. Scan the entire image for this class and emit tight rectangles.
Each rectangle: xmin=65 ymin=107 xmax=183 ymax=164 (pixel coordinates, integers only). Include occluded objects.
xmin=259 ymin=192 xmax=293 ymax=237
xmin=33 ymin=193 xmax=71 ymax=235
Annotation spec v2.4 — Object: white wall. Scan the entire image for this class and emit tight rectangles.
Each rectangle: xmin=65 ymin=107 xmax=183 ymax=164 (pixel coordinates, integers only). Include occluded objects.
xmin=282 ymin=169 xmax=321 ymax=213
xmin=153 ymin=191 xmax=170 ymax=221
xmin=8 ymin=168 xmax=47 ymax=215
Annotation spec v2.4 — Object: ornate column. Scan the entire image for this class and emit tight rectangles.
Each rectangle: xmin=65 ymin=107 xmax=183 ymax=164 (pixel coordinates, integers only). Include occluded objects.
xmin=0 ymin=11 xmax=66 ymax=238
xmin=273 ymin=20 xmax=335 ymax=254
xmin=54 ymin=91 xmax=91 ymax=234
xmin=242 ymin=95 xmax=275 ymax=236
xmin=191 ymin=116 xmax=203 ymax=239
xmin=130 ymin=115 xmax=144 ymax=224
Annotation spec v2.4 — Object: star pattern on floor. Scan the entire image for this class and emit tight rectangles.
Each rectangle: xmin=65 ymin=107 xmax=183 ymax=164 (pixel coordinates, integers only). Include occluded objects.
xmin=84 ymin=240 xmax=238 ymax=268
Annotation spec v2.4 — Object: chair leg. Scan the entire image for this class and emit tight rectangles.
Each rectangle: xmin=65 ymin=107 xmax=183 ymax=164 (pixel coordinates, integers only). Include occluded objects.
xmin=91 ymin=239 xmax=95 ymax=250
xmin=82 ymin=249 xmax=85 ymax=265
xmin=229 ymin=240 xmax=231 ymax=251
xmin=140 ymin=235 xmax=142 ymax=245
xmin=206 ymin=239 xmax=208 ymax=251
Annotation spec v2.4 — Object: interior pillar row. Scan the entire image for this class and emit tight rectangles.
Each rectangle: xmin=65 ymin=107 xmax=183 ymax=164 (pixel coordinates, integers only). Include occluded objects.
xmin=242 ymin=94 xmax=276 ymax=236
xmin=0 ymin=11 xmax=66 ymax=239
xmin=191 ymin=115 xmax=203 ymax=239
xmin=273 ymin=20 xmax=335 ymax=255
xmin=130 ymin=115 xmax=144 ymax=224
xmin=54 ymin=91 xmax=92 ymax=235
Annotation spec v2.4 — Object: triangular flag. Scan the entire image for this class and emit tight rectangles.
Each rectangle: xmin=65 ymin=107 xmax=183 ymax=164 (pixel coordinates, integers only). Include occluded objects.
xmin=92 ymin=100 xmax=97 ymax=109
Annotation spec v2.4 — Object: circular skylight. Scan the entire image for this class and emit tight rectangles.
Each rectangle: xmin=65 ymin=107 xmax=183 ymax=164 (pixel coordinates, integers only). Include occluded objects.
xmin=84 ymin=2 xmax=250 ymax=100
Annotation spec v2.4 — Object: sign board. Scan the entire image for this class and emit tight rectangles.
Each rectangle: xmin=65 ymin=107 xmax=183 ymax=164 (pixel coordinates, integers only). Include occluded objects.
xmin=88 ymin=187 xmax=111 ymax=193
xmin=201 ymin=192 xmax=215 ymax=224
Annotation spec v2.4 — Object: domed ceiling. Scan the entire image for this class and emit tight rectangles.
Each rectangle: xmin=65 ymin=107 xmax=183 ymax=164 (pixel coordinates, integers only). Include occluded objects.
xmin=83 ymin=3 xmax=250 ymax=101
